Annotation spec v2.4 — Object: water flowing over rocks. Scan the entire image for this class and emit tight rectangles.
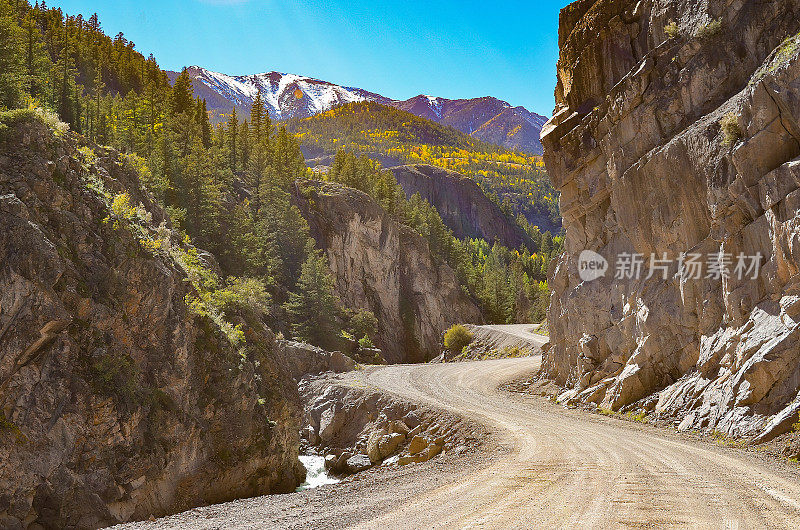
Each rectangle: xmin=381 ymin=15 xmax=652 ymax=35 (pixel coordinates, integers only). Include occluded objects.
xmin=541 ymin=0 xmax=800 ymax=439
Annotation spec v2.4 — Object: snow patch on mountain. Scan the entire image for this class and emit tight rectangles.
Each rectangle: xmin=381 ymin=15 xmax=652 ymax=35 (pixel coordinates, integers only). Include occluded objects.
xmin=185 ymin=66 xmax=376 ymax=120
xmin=175 ymin=65 xmax=548 ymax=153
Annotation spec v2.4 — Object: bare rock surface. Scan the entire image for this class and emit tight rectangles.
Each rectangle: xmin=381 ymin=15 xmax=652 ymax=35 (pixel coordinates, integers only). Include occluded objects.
xmin=292 ymin=180 xmax=482 ymax=363
xmin=541 ymin=0 xmax=800 ymax=438
xmin=0 ymin=118 xmax=304 ymax=528
xmin=297 ymin=371 xmax=479 ymax=475
xmin=390 ymin=164 xmax=541 ymax=247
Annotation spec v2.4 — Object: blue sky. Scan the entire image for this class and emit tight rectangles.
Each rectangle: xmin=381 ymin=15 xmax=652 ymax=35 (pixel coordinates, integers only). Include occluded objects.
xmin=47 ymin=0 xmax=571 ymax=115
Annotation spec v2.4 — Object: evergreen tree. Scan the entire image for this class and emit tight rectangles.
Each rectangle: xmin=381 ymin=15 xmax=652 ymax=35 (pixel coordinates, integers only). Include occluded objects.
xmin=171 ymin=67 xmax=193 ymax=115
xmin=227 ymin=107 xmax=237 ymax=171
xmin=284 ymin=242 xmax=342 ymax=350
xmin=0 ymin=0 xmax=24 ymax=109
xmin=196 ymin=98 xmax=211 ymax=148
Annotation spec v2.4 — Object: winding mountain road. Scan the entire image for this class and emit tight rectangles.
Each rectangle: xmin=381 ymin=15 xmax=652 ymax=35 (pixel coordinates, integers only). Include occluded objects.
xmin=121 ymin=357 xmax=800 ymax=529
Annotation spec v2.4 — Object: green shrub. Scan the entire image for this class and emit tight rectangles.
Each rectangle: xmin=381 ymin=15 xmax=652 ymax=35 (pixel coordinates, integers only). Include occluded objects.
xmin=443 ymin=324 xmax=474 ymax=354
xmin=720 ymin=112 xmax=743 ymax=146
xmin=348 ymin=309 xmax=378 ymax=344
xmin=665 ymin=21 xmax=679 ymax=39
xmin=696 ymin=18 xmax=722 ymax=39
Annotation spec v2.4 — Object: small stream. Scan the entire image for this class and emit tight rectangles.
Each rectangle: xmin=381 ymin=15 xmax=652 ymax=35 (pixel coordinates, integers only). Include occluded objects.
xmin=295 ymin=455 xmax=340 ymax=491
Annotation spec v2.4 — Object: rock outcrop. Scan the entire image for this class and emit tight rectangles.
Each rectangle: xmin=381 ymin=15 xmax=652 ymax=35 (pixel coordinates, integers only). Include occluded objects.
xmin=0 ymin=116 xmax=305 ymax=528
xmin=390 ymin=164 xmax=536 ymax=248
xmin=541 ymin=0 xmax=800 ymax=439
xmin=299 ymin=376 xmax=479 ymax=474
xmin=292 ymin=180 xmax=483 ymax=363
xmin=276 ymin=340 xmax=356 ymax=381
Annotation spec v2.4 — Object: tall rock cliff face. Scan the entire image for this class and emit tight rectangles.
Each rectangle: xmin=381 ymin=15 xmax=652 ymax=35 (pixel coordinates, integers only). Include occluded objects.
xmin=292 ymin=180 xmax=483 ymax=363
xmin=542 ymin=0 xmax=800 ymax=439
xmin=0 ymin=117 xmax=304 ymax=529
xmin=390 ymin=164 xmax=534 ymax=249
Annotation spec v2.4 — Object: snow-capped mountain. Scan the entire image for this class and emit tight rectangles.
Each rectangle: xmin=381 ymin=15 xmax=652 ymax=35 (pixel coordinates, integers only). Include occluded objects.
xmin=168 ymin=66 xmax=391 ymax=121
xmin=168 ymin=66 xmax=546 ymax=154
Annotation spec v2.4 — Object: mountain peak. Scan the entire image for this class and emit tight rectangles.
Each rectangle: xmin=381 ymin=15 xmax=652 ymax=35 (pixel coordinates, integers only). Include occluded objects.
xmin=168 ymin=66 xmax=546 ymax=154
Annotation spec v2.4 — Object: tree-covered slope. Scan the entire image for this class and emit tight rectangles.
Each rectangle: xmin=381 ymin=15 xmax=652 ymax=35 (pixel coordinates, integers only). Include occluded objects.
xmin=286 ymin=101 xmax=561 ymax=234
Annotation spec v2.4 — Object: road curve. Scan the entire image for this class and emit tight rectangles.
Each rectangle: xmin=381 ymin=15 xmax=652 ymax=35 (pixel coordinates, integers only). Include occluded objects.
xmin=119 ymin=358 xmax=800 ymax=529
xmin=358 ymin=358 xmax=800 ymax=529
xmin=473 ymin=323 xmax=549 ymax=346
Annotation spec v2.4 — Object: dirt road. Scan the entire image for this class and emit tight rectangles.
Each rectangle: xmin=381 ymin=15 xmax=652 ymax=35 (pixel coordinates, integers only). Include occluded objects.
xmin=469 ymin=323 xmax=549 ymax=350
xmin=119 ymin=358 xmax=800 ymax=529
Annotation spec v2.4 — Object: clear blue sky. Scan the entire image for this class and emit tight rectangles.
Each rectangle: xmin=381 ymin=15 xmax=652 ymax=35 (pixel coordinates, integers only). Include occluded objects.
xmin=47 ymin=0 xmax=571 ymax=115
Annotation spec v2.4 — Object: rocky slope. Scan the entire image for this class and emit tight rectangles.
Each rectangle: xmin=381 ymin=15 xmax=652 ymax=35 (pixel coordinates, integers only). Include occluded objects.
xmin=541 ymin=0 xmax=800 ymax=440
xmin=390 ymin=164 xmax=533 ymax=249
xmin=292 ymin=180 xmax=483 ymax=363
xmin=0 ymin=115 xmax=306 ymax=528
xmin=299 ymin=373 xmax=479 ymax=474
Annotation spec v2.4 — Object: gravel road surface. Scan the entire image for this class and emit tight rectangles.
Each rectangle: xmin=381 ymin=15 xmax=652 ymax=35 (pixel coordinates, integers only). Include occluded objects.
xmin=117 ymin=357 xmax=800 ymax=529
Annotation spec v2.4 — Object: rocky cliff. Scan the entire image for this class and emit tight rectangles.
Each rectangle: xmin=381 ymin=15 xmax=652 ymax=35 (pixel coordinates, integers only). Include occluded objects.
xmin=292 ymin=180 xmax=483 ymax=363
xmin=542 ymin=0 xmax=800 ymax=440
xmin=0 ymin=115 xmax=305 ymax=529
xmin=390 ymin=164 xmax=534 ymax=249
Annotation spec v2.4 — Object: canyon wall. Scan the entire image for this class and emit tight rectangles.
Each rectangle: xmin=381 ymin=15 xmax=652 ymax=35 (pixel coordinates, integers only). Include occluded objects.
xmin=293 ymin=180 xmax=483 ymax=363
xmin=0 ymin=117 xmax=304 ymax=528
xmin=390 ymin=164 xmax=536 ymax=248
xmin=542 ymin=0 xmax=800 ymax=439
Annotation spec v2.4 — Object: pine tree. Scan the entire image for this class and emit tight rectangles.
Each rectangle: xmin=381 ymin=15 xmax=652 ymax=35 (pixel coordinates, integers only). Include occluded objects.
xmin=250 ymin=91 xmax=268 ymax=143
xmin=0 ymin=0 xmax=24 ymax=109
xmin=22 ymin=9 xmax=48 ymax=102
xmin=239 ymin=119 xmax=250 ymax=169
xmin=196 ymin=98 xmax=211 ymax=148
xmin=227 ymin=107 xmax=238 ymax=171
xmin=284 ymin=242 xmax=341 ymax=349
xmin=171 ymin=67 xmax=193 ymax=115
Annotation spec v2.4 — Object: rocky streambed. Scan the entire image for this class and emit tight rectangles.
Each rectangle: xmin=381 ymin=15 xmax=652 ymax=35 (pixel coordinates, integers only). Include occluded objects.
xmin=297 ymin=369 xmax=483 ymax=480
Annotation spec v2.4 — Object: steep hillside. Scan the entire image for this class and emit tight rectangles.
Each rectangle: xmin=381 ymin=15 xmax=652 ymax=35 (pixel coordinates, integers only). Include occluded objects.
xmin=288 ymin=102 xmax=560 ymax=234
xmin=170 ymin=66 xmax=546 ymax=153
xmin=0 ymin=113 xmax=305 ymax=527
xmin=542 ymin=0 xmax=800 ymax=440
xmin=390 ymin=164 xmax=533 ymax=248
xmin=292 ymin=180 xmax=483 ymax=363
xmin=393 ymin=95 xmax=547 ymax=155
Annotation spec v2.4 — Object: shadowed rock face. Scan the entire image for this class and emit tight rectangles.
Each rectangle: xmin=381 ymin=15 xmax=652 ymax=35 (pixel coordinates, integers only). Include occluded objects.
xmin=542 ymin=0 xmax=800 ymax=439
xmin=0 ymin=119 xmax=305 ymax=529
xmin=292 ymin=180 xmax=483 ymax=363
xmin=390 ymin=164 xmax=535 ymax=249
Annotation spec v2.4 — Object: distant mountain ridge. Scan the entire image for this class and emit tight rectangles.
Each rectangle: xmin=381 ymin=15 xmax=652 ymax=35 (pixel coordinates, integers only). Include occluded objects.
xmin=166 ymin=66 xmax=546 ymax=154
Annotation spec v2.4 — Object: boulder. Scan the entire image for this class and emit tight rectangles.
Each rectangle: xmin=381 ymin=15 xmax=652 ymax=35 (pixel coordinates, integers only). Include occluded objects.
xmin=318 ymin=403 xmax=346 ymax=442
xmin=378 ymin=433 xmax=406 ymax=458
xmin=344 ymin=455 xmax=372 ymax=474
xmin=324 ymin=455 xmax=338 ymax=471
xmin=329 ymin=350 xmax=357 ymax=373
xmin=366 ymin=429 xmax=386 ymax=463
xmin=408 ymin=435 xmax=429 ymax=455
